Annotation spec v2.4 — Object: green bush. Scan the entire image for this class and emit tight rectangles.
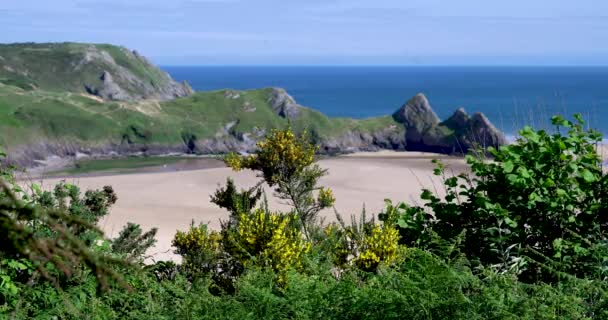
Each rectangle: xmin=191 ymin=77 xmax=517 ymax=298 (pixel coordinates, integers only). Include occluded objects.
xmin=396 ymin=114 xmax=608 ymax=281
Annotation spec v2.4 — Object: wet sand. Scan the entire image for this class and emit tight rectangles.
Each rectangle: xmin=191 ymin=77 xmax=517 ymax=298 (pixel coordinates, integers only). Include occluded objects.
xmin=35 ymin=151 xmax=468 ymax=261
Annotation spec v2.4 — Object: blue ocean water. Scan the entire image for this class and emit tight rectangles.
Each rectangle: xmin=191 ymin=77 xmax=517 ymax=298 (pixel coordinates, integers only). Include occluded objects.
xmin=164 ymin=66 xmax=608 ymax=137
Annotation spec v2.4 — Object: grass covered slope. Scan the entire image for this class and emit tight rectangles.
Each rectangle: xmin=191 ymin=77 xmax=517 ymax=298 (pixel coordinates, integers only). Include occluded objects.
xmin=0 ymin=83 xmax=402 ymax=166
xmin=0 ymin=42 xmax=192 ymax=101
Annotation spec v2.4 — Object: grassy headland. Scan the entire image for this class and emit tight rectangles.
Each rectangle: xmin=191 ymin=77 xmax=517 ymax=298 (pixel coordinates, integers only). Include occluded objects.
xmin=0 ymin=42 xmax=505 ymax=170
xmin=0 ymin=42 xmax=189 ymax=98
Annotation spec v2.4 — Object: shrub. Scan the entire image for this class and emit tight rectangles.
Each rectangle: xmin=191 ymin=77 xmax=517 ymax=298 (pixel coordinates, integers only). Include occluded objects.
xmin=354 ymin=224 xmax=400 ymax=271
xmin=0 ymin=179 xmax=124 ymax=292
xmin=172 ymin=222 xmax=222 ymax=276
xmin=210 ymin=177 xmax=262 ymax=224
xmin=225 ymin=127 xmax=335 ymax=237
xmin=228 ymin=209 xmax=310 ymax=284
xmin=395 ymin=114 xmax=608 ymax=281
xmin=111 ymin=223 xmax=158 ymax=262
xmin=323 ymin=208 xmax=401 ymax=272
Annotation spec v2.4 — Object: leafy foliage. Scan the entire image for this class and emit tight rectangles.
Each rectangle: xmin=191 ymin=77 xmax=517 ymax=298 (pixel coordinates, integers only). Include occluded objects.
xmin=323 ymin=208 xmax=400 ymax=272
xmin=231 ymin=209 xmax=310 ymax=284
xmin=210 ymin=178 xmax=262 ymax=219
xmin=111 ymin=223 xmax=158 ymax=262
xmin=0 ymin=149 xmax=134 ymax=307
xmin=172 ymin=222 xmax=222 ymax=276
xmin=395 ymin=114 xmax=608 ymax=281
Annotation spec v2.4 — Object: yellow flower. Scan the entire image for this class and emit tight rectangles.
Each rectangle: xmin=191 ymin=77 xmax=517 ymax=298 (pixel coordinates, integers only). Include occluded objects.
xmin=230 ymin=208 xmax=309 ymax=285
xmin=317 ymin=187 xmax=336 ymax=208
xmin=353 ymin=224 xmax=400 ymax=271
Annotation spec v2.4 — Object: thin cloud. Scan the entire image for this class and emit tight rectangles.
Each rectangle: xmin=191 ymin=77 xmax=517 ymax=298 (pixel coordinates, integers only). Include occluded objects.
xmin=5 ymin=24 xmax=269 ymax=41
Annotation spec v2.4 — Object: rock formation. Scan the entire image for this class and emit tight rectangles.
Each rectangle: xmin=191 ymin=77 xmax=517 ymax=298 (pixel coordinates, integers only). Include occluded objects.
xmin=466 ymin=112 xmax=507 ymax=148
xmin=443 ymin=108 xmax=469 ymax=129
xmin=391 ymin=93 xmax=506 ymax=154
xmin=80 ymin=45 xmax=194 ymax=101
xmin=268 ymin=87 xmax=302 ymax=118
xmin=392 ymin=93 xmax=440 ymax=144
xmin=86 ymin=71 xmax=131 ymax=101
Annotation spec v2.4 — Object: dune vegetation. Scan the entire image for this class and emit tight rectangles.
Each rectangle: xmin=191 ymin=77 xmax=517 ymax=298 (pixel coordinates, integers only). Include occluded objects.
xmin=1 ymin=114 xmax=608 ymax=319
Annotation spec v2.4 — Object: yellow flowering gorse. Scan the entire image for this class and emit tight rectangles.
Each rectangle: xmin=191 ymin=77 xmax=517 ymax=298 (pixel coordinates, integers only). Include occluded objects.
xmin=317 ymin=187 xmax=336 ymax=208
xmin=224 ymin=127 xmax=316 ymax=186
xmin=231 ymin=209 xmax=309 ymax=283
xmin=172 ymin=223 xmax=221 ymax=255
xmin=324 ymin=221 xmax=400 ymax=272
xmin=354 ymin=225 xmax=400 ymax=271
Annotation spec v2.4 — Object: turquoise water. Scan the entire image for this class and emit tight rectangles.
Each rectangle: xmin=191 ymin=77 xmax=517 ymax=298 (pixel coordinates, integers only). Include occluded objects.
xmin=164 ymin=66 xmax=608 ymax=136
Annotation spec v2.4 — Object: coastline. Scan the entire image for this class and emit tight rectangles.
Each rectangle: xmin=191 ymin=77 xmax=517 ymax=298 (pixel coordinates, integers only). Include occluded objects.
xmin=21 ymin=149 xmax=464 ymax=179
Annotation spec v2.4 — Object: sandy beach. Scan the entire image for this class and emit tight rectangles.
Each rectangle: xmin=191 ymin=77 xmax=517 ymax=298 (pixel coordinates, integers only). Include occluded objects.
xmin=32 ymin=151 xmax=468 ymax=261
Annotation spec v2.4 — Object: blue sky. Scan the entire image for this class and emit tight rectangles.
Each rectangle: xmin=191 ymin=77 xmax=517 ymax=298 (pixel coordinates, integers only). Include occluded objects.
xmin=1 ymin=0 xmax=607 ymax=65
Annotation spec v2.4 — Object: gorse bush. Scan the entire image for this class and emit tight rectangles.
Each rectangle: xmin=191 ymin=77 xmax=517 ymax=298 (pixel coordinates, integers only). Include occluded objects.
xmin=225 ymin=127 xmax=335 ymax=237
xmin=354 ymin=224 xmax=400 ymax=271
xmin=173 ymin=210 xmax=310 ymax=287
xmin=111 ymin=223 xmax=158 ymax=262
xmin=0 ymin=151 xmax=126 ymax=295
xmin=322 ymin=208 xmax=400 ymax=272
xmin=172 ymin=222 xmax=222 ymax=277
xmin=232 ymin=209 xmax=310 ymax=283
xmin=210 ymin=177 xmax=262 ymax=218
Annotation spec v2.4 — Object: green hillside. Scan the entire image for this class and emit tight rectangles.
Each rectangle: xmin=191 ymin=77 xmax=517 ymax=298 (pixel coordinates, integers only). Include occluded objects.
xmin=0 ymin=43 xmax=192 ymax=101
xmin=0 ymin=82 xmax=400 ymax=165
xmin=0 ymin=42 xmax=506 ymax=168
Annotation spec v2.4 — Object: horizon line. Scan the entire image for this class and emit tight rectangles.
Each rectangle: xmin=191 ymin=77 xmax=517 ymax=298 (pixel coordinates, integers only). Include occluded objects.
xmin=159 ymin=64 xmax=608 ymax=68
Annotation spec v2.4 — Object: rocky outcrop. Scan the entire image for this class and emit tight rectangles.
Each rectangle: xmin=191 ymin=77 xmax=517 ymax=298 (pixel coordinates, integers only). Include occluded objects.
xmin=6 ymin=131 xmax=261 ymax=169
xmin=465 ymin=112 xmax=507 ymax=148
xmin=392 ymin=93 xmax=440 ymax=144
xmin=321 ymin=125 xmax=406 ymax=154
xmin=82 ymin=48 xmax=193 ymax=101
xmin=79 ymin=46 xmax=194 ymax=101
xmin=86 ymin=71 xmax=131 ymax=100
xmin=392 ymin=94 xmax=506 ymax=154
xmin=1 ymin=82 xmax=506 ymax=169
xmin=268 ymin=88 xmax=302 ymax=118
xmin=444 ymin=108 xmax=469 ymax=129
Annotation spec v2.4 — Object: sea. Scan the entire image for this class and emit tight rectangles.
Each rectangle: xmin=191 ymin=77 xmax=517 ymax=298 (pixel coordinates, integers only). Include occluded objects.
xmin=164 ymin=66 xmax=608 ymax=139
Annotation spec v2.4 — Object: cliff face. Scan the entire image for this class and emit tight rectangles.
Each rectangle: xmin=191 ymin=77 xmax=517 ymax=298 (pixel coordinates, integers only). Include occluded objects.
xmin=0 ymin=43 xmax=192 ymax=101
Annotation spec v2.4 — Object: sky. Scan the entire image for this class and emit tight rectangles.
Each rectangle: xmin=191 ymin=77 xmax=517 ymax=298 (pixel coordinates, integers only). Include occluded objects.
xmin=1 ymin=0 xmax=607 ymax=66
